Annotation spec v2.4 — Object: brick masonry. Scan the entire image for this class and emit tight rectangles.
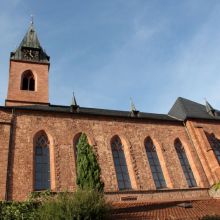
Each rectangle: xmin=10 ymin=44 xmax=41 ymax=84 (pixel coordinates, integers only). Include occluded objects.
xmin=6 ymin=60 xmax=49 ymax=106
xmin=0 ymin=109 xmax=219 ymax=201
xmin=0 ymin=29 xmax=220 ymax=202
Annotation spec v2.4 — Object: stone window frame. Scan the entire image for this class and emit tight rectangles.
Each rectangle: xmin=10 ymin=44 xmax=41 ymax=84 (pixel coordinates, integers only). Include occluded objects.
xmin=33 ymin=130 xmax=56 ymax=192
xmin=33 ymin=131 xmax=50 ymax=191
xmin=144 ymin=137 xmax=167 ymax=189
xmin=111 ymin=135 xmax=132 ymax=190
xmin=174 ymin=138 xmax=197 ymax=188
xmin=205 ymin=132 xmax=220 ymax=165
xmin=20 ymin=70 xmax=36 ymax=91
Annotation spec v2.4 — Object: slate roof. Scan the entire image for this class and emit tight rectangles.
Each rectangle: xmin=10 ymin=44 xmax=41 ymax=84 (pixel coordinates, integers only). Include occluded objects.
xmin=10 ymin=23 xmax=50 ymax=63
xmin=168 ymin=97 xmax=220 ymax=121
xmin=2 ymin=97 xmax=220 ymax=122
xmin=0 ymin=104 xmax=179 ymax=122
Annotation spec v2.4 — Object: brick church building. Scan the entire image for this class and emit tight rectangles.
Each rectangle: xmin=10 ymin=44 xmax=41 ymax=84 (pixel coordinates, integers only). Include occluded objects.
xmin=0 ymin=23 xmax=220 ymax=206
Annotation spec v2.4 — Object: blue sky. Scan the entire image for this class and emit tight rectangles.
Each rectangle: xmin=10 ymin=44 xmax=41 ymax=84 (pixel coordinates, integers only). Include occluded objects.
xmin=1 ymin=0 xmax=220 ymax=113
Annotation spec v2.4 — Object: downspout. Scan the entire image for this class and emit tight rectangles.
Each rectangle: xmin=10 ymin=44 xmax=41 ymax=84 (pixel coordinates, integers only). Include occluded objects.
xmin=5 ymin=108 xmax=16 ymax=201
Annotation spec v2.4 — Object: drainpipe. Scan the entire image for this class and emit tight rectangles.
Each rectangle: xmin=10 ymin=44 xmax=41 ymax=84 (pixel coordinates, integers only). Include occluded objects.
xmin=5 ymin=108 xmax=16 ymax=201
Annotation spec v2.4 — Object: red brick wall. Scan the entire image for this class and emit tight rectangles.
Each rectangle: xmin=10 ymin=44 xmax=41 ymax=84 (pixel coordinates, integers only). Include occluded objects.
xmin=0 ymin=110 xmax=12 ymax=200
xmin=0 ymin=109 xmax=209 ymax=201
xmin=186 ymin=120 xmax=220 ymax=186
xmin=6 ymin=60 xmax=49 ymax=106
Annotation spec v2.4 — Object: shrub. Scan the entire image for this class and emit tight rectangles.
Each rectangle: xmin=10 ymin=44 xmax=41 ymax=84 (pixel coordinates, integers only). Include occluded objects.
xmin=37 ymin=189 xmax=110 ymax=220
xmin=76 ymin=133 xmax=104 ymax=192
xmin=213 ymin=181 xmax=220 ymax=191
xmin=0 ymin=201 xmax=38 ymax=220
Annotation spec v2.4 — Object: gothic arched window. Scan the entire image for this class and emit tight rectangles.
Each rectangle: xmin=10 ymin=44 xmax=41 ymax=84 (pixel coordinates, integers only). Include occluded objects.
xmin=145 ymin=137 xmax=166 ymax=189
xmin=111 ymin=136 xmax=132 ymax=190
xmin=73 ymin=133 xmax=82 ymax=160
xmin=206 ymin=133 xmax=220 ymax=164
xmin=21 ymin=70 xmax=35 ymax=91
xmin=34 ymin=132 xmax=50 ymax=190
xmin=175 ymin=139 xmax=197 ymax=187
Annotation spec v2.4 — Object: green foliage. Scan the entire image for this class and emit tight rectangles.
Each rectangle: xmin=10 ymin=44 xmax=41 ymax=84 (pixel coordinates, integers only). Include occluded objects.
xmin=213 ymin=181 xmax=220 ymax=191
xmin=76 ymin=133 xmax=104 ymax=192
xmin=0 ymin=201 xmax=38 ymax=220
xmin=28 ymin=190 xmax=53 ymax=202
xmin=37 ymin=189 xmax=110 ymax=220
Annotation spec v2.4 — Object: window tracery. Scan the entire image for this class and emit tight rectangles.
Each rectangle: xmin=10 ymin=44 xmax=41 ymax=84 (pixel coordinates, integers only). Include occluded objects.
xmin=21 ymin=70 xmax=35 ymax=91
xmin=111 ymin=136 xmax=132 ymax=190
xmin=34 ymin=133 xmax=50 ymax=190
xmin=145 ymin=137 xmax=166 ymax=189
xmin=174 ymin=139 xmax=197 ymax=187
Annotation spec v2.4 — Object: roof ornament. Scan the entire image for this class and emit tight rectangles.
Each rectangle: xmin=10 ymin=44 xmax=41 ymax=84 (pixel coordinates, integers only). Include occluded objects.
xmin=30 ymin=14 xmax=34 ymax=25
xmin=130 ymin=97 xmax=139 ymax=117
xmin=71 ymin=91 xmax=79 ymax=112
xmin=205 ymin=98 xmax=216 ymax=117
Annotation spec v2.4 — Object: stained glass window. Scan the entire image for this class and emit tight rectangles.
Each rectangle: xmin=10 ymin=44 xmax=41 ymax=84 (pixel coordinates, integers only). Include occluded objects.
xmin=111 ymin=136 xmax=132 ymax=190
xmin=175 ymin=139 xmax=197 ymax=187
xmin=145 ymin=137 xmax=166 ymax=189
xmin=35 ymin=133 xmax=50 ymax=190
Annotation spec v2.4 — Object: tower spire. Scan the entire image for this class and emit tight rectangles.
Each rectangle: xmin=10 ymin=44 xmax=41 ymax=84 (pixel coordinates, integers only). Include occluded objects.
xmin=10 ymin=21 xmax=50 ymax=63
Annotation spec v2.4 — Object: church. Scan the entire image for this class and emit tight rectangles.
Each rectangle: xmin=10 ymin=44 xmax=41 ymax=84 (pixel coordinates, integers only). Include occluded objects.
xmin=0 ymin=22 xmax=220 ymax=206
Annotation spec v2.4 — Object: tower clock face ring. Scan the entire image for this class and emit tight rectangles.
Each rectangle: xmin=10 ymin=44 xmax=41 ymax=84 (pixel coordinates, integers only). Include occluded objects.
xmin=23 ymin=49 xmax=39 ymax=61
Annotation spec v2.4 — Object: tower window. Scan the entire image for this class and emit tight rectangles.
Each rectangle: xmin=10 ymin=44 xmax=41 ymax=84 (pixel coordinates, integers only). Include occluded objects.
xmin=21 ymin=70 xmax=35 ymax=91
xmin=145 ymin=137 xmax=166 ymax=189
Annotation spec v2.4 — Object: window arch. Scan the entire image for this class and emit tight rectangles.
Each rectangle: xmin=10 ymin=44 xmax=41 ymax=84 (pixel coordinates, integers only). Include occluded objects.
xmin=21 ymin=70 xmax=35 ymax=91
xmin=205 ymin=133 xmax=220 ymax=164
xmin=145 ymin=137 xmax=166 ymax=189
xmin=111 ymin=136 xmax=132 ymax=190
xmin=34 ymin=132 xmax=50 ymax=190
xmin=174 ymin=139 xmax=197 ymax=187
xmin=73 ymin=132 xmax=82 ymax=160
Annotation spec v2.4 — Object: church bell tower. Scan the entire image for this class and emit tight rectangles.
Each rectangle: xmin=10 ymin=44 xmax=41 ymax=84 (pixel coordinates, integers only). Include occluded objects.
xmin=5 ymin=21 xmax=50 ymax=106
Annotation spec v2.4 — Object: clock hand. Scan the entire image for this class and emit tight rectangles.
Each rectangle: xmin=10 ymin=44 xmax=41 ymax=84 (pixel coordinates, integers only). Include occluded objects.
xmin=29 ymin=50 xmax=34 ymax=58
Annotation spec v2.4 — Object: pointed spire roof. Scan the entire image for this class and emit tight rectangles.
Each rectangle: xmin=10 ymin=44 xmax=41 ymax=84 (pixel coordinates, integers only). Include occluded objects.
xmin=205 ymin=100 xmax=216 ymax=117
xmin=70 ymin=92 xmax=79 ymax=112
xmin=130 ymin=97 xmax=139 ymax=117
xmin=71 ymin=92 xmax=78 ymax=106
xmin=10 ymin=22 xmax=50 ymax=63
xmin=19 ymin=22 xmax=41 ymax=49
xmin=130 ymin=97 xmax=136 ymax=112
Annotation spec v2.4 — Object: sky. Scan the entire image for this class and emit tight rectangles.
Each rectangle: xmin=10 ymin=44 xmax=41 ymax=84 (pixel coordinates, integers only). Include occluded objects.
xmin=1 ymin=0 xmax=220 ymax=113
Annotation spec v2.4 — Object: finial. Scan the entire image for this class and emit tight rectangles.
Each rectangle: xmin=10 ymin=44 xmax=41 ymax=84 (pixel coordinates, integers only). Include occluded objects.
xmin=72 ymin=91 xmax=78 ymax=106
xmin=130 ymin=97 xmax=136 ymax=112
xmin=205 ymin=99 xmax=216 ymax=117
xmin=30 ymin=14 xmax=34 ymax=25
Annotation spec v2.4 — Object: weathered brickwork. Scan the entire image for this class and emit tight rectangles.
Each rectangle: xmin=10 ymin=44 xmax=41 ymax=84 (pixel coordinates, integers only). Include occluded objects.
xmin=0 ymin=109 xmax=215 ymax=201
xmin=186 ymin=120 xmax=220 ymax=185
xmin=0 ymin=110 xmax=12 ymax=200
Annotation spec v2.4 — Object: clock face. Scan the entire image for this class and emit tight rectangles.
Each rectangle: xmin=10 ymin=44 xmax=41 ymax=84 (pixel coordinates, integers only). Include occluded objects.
xmin=23 ymin=49 xmax=39 ymax=61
